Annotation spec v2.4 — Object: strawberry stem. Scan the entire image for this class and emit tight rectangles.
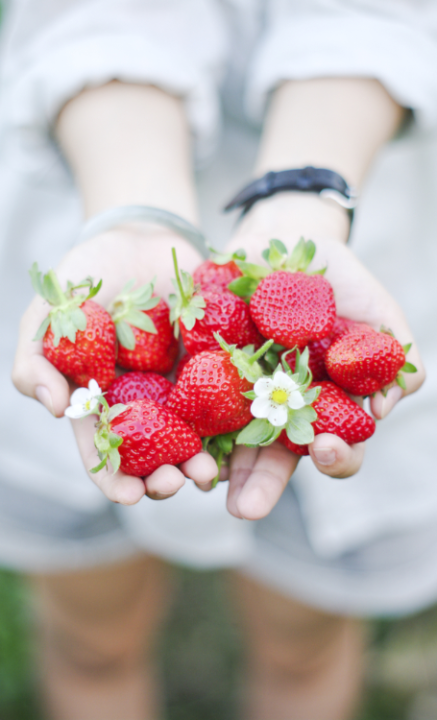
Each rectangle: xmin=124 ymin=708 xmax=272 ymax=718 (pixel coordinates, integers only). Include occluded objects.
xmin=248 ymin=339 xmax=274 ymax=364
xmin=172 ymin=247 xmax=188 ymax=307
xmin=211 ymin=448 xmax=223 ymax=489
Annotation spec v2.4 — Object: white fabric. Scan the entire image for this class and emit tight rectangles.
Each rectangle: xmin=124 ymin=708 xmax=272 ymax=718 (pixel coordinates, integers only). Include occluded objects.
xmin=0 ymin=0 xmax=437 ymax=574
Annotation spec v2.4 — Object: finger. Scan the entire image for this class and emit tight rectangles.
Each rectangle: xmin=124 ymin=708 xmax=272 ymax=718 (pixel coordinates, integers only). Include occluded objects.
xmin=309 ymin=433 xmax=366 ymax=479
xmin=180 ymin=452 xmax=218 ymax=491
xmin=70 ymin=414 xmax=146 ymax=505
xmin=144 ymin=465 xmax=186 ymax=500
xmin=226 ymin=445 xmax=259 ymax=517
xmin=229 ymin=443 xmax=299 ymax=521
xmin=12 ymin=298 xmax=71 ymax=417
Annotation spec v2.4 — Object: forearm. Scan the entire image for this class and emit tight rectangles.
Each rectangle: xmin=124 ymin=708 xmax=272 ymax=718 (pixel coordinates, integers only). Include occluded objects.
xmin=237 ymin=78 xmax=405 ymax=244
xmin=56 ymin=81 xmax=198 ymax=223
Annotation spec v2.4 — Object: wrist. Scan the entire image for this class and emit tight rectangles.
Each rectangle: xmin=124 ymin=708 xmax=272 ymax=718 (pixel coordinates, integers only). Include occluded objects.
xmin=233 ymin=193 xmax=351 ymax=246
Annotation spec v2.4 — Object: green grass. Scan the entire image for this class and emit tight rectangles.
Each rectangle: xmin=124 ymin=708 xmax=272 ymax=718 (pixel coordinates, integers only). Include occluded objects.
xmin=1 ymin=567 xmax=434 ymax=720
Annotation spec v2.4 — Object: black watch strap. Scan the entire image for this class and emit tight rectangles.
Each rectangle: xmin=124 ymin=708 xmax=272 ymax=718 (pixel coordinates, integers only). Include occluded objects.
xmin=223 ymin=166 xmax=358 ymax=218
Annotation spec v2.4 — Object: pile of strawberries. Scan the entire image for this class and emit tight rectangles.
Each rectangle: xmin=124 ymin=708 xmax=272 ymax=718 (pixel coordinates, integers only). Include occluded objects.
xmin=30 ymin=237 xmax=416 ymax=482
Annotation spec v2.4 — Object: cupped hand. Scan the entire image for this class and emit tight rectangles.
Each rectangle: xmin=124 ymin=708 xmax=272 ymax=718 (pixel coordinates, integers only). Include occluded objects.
xmin=12 ymin=227 xmax=218 ymax=504
xmin=222 ymin=227 xmax=425 ymax=520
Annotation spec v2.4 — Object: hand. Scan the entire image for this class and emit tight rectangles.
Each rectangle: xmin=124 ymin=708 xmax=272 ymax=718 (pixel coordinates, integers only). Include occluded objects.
xmin=12 ymin=228 xmax=218 ymax=504
xmin=221 ymin=218 xmax=425 ymax=520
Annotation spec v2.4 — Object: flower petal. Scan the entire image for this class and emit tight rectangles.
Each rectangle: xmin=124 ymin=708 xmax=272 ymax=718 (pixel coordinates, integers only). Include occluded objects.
xmin=273 ymin=371 xmax=298 ymax=391
xmin=69 ymin=387 xmax=91 ymax=405
xmin=88 ymin=379 xmax=102 ymax=396
xmin=267 ymin=404 xmax=288 ymax=427
xmin=254 ymin=377 xmax=273 ymax=398
xmin=288 ymin=390 xmax=306 ymax=410
xmin=251 ymin=396 xmax=271 ymax=418
xmin=65 ymin=404 xmax=90 ymax=419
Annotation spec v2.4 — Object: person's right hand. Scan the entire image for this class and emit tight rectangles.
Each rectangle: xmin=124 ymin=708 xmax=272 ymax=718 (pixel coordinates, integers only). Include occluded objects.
xmin=12 ymin=227 xmax=218 ymax=505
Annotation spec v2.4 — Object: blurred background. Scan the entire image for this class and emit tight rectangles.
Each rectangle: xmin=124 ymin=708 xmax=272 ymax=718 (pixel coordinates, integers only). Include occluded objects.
xmin=3 ymin=565 xmax=437 ymax=720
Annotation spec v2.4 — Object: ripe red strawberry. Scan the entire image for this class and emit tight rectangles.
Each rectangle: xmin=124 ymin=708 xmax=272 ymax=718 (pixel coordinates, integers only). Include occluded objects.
xmin=250 ymin=270 xmax=335 ymax=349
xmin=166 ymin=337 xmax=272 ymax=437
xmin=283 ymin=316 xmax=371 ymax=380
xmin=325 ymin=329 xmax=413 ymax=395
xmin=229 ymin=239 xmax=336 ymax=349
xmin=175 ymin=353 xmax=191 ymax=382
xmin=106 ymin=371 xmax=174 ymax=407
xmin=30 ymin=263 xmax=116 ymax=390
xmin=167 ymin=350 xmax=253 ymax=436
xmin=193 ymin=259 xmax=243 ymax=290
xmin=192 ymin=248 xmax=246 ymax=290
xmin=169 ymin=248 xmax=262 ymax=356
xmin=278 ymin=381 xmax=376 ymax=455
xmin=110 ymin=279 xmax=178 ymax=374
xmin=93 ymin=398 xmax=202 ymax=477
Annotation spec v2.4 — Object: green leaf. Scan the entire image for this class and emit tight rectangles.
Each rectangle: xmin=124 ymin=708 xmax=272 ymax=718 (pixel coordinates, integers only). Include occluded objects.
xmin=50 ymin=314 xmax=63 ymax=347
xmin=267 ymin=239 xmax=288 ymax=270
xmin=116 ymin=320 xmax=136 ymax=350
xmin=286 ymin=415 xmax=314 ymax=445
xmin=33 ymin=316 xmax=51 ymax=341
xmin=86 ymin=278 xmax=102 ymax=300
xmin=241 ymin=390 xmax=256 ymax=400
xmin=29 ymin=262 xmax=44 ymax=297
xmin=137 ymin=297 xmax=160 ymax=311
xmin=294 ymin=405 xmax=317 ymax=423
xmin=236 ymin=418 xmax=279 ymax=447
xmin=108 ymin=448 xmax=121 ymax=474
xmin=303 ymin=386 xmax=321 ymax=406
xmin=396 ymin=375 xmax=407 ymax=390
xmin=107 ymin=405 xmax=128 ymax=422
xmin=228 ymin=276 xmax=259 ymax=298
xmin=401 ymin=362 xmax=417 ymax=373
xmin=208 ymin=247 xmax=247 ymax=265
xmin=124 ymin=309 xmax=157 ymax=334
xmin=70 ymin=307 xmax=87 ymax=332
xmin=403 ymin=342 xmax=412 ymax=354
xmin=235 ymin=261 xmax=270 ymax=280
xmin=216 ymin=431 xmax=239 ymax=454
xmin=94 ymin=430 xmax=110 ymax=454
xmin=108 ymin=432 xmax=123 ymax=448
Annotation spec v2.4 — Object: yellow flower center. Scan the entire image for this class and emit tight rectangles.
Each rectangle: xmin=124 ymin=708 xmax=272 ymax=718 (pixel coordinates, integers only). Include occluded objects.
xmin=271 ymin=389 xmax=288 ymax=405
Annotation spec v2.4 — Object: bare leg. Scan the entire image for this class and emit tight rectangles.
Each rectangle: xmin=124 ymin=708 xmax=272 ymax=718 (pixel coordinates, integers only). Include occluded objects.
xmin=230 ymin=572 xmax=364 ymax=720
xmin=30 ymin=554 xmax=172 ymax=720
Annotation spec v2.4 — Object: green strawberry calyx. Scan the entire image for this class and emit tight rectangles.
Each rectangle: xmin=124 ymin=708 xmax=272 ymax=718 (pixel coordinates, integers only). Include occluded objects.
xmin=30 ymin=262 xmax=102 ymax=347
xmin=206 ymin=245 xmax=247 ymax=265
xmin=63 ymin=380 xmax=127 ymax=474
xmin=169 ymin=247 xmax=206 ymax=338
xmin=108 ymin=279 xmax=160 ymax=350
xmin=203 ymin=431 xmax=240 ymax=489
xmin=213 ymin=332 xmax=274 ymax=384
xmin=236 ymin=347 xmax=321 ymax=448
xmin=91 ymin=397 xmax=128 ymax=475
xmin=379 ymin=328 xmax=418 ymax=392
xmin=228 ymin=238 xmax=326 ymax=300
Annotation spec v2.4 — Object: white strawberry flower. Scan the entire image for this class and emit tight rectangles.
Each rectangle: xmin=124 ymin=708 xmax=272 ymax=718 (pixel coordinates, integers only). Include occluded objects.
xmin=65 ymin=379 xmax=102 ymax=419
xmin=251 ymin=370 xmax=305 ymax=427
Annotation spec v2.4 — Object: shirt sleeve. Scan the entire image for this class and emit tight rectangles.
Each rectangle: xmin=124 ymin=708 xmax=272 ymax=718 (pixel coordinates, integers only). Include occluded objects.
xmin=0 ymin=0 xmax=228 ymax=175
xmin=246 ymin=0 xmax=437 ymax=130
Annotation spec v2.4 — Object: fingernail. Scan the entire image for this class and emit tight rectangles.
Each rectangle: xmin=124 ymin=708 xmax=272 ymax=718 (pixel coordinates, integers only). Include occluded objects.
xmin=313 ymin=448 xmax=336 ymax=466
xmin=380 ymin=385 xmax=403 ymax=419
xmin=35 ymin=385 xmax=55 ymax=416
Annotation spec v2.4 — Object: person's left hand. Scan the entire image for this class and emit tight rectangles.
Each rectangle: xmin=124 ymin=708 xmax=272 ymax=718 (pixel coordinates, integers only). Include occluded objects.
xmin=219 ymin=226 xmax=425 ymax=521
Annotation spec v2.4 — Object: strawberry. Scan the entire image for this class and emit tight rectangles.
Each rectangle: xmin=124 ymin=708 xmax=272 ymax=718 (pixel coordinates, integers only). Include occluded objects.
xmin=278 ymin=381 xmax=376 ymax=455
xmin=166 ymin=335 xmax=273 ymax=437
xmin=30 ymin=263 xmax=116 ymax=390
xmin=169 ymin=248 xmax=262 ymax=356
xmin=106 ymin=371 xmax=173 ymax=407
xmin=109 ymin=280 xmax=178 ymax=374
xmin=283 ymin=316 xmax=371 ymax=381
xmin=175 ymin=353 xmax=191 ymax=382
xmin=192 ymin=248 xmax=245 ymax=290
xmin=91 ymin=398 xmax=202 ymax=477
xmin=325 ymin=329 xmax=416 ymax=395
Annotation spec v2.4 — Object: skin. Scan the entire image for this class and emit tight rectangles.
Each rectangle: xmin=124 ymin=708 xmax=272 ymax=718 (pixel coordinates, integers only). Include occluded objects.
xmin=11 ymin=78 xmax=426 ymax=720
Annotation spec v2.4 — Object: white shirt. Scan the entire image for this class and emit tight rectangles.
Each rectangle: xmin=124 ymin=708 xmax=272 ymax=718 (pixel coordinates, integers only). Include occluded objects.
xmin=0 ymin=0 xmax=436 ymax=566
